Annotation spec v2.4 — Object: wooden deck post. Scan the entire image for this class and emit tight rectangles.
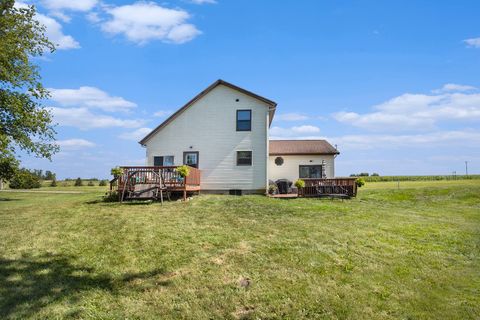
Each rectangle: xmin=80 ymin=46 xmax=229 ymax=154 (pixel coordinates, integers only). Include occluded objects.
xmin=183 ymin=189 xmax=187 ymax=201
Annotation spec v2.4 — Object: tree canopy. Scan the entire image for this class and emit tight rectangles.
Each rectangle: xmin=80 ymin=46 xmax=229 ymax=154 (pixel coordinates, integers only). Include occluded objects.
xmin=0 ymin=0 xmax=57 ymax=181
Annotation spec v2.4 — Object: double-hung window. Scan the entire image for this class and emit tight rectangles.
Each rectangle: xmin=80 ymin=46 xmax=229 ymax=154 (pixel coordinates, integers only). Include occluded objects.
xmin=236 ymin=110 xmax=251 ymax=131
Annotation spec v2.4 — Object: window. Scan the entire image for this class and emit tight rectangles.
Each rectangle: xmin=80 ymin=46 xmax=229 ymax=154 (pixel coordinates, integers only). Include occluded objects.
xmin=153 ymin=156 xmax=174 ymax=166
xmin=236 ymin=110 xmax=251 ymax=131
xmin=274 ymin=157 xmax=284 ymax=166
xmin=183 ymin=152 xmax=199 ymax=168
xmin=299 ymin=165 xmax=323 ymax=179
xmin=237 ymin=151 xmax=252 ymax=166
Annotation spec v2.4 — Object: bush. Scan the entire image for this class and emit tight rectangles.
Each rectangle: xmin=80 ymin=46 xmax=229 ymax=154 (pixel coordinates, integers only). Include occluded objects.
xmin=9 ymin=169 xmax=41 ymax=189
xmin=87 ymin=180 xmax=95 ymax=186
xmin=50 ymin=178 xmax=57 ymax=187
xmin=176 ymin=165 xmax=190 ymax=178
xmin=103 ymin=191 xmax=119 ymax=202
xmin=99 ymin=180 xmax=107 ymax=186
xmin=74 ymin=178 xmax=83 ymax=187
xmin=356 ymin=178 xmax=366 ymax=188
xmin=294 ymin=179 xmax=305 ymax=189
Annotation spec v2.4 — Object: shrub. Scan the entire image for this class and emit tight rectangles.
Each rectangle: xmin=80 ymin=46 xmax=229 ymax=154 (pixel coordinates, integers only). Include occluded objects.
xmin=176 ymin=165 xmax=190 ymax=178
xmin=9 ymin=169 xmax=41 ymax=189
xmin=50 ymin=178 xmax=57 ymax=187
xmin=356 ymin=178 xmax=366 ymax=188
xmin=103 ymin=191 xmax=119 ymax=202
xmin=99 ymin=180 xmax=107 ymax=186
xmin=111 ymin=167 xmax=123 ymax=178
xmin=294 ymin=179 xmax=305 ymax=189
xmin=87 ymin=180 xmax=95 ymax=186
xmin=74 ymin=178 xmax=83 ymax=187
xmin=268 ymin=183 xmax=278 ymax=195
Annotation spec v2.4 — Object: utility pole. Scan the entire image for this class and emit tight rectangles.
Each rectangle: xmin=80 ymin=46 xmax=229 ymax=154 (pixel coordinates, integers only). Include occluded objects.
xmin=465 ymin=161 xmax=468 ymax=176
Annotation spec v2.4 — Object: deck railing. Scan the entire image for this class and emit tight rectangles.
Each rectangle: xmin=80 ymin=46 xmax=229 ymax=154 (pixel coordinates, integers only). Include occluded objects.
xmin=300 ymin=178 xmax=358 ymax=197
xmin=112 ymin=166 xmax=201 ymax=192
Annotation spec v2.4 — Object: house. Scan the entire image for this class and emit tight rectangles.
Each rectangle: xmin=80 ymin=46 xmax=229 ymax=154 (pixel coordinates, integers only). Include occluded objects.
xmin=139 ymin=79 xmax=339 ymax=194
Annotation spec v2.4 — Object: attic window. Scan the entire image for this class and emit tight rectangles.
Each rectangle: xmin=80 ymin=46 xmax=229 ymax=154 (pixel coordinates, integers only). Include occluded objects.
xmin=275 ymin=157 xmax=284 ymax=166
xmin=236 ymin=110 xmax=251 ymax=131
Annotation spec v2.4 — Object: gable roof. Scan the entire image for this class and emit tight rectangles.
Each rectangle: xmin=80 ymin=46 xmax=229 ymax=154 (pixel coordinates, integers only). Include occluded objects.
xmin=269 ymin=140 xmax=339 ymax=155
xmin=139 ymin=79 xmax=277 ymax=145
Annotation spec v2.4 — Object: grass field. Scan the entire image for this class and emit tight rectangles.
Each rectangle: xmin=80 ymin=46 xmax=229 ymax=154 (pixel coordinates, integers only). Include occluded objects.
xmin=0 ymin=180 xmax=479 ymax=319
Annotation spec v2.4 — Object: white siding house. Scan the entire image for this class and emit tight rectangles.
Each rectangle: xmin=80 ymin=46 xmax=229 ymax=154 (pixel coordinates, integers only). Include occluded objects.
xmin=139 ymin=80 xmax=339 ymax=194
xmin=140 ymin=80 xmax=276 ymax=193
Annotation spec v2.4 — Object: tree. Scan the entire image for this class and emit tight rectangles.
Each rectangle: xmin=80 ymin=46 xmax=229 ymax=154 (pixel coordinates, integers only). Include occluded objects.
xmin=0 ymin=1 xmax=57 ymax=182
xmin=74 ymin=178 xmax=83 ymax=187
xmin=9 ymin=168 xmax=41 ymax=189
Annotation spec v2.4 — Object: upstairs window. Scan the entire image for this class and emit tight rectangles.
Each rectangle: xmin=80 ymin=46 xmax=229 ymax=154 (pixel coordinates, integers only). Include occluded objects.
xmin=237 ymin=151 xmax=252 ymax=166
xmin=236 ymin=110 xmax=251 ymax=131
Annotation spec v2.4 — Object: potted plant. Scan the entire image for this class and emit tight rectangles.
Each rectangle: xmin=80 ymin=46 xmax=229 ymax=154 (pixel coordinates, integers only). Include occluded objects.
xmin=110 ymin=167 xmax=123 ymax=178
xmin=294 ymin=179 xmax=305 ymax=196
xmin=176 ymin=165 xmax=190 ymax=180
xmin=268 ymin=183 xmax=278 ymax=195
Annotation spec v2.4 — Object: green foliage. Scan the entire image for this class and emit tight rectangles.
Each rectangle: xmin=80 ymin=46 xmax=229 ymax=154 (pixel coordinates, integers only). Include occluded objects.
xmin=103 ymin=191 xmax=119 ymax=202
xmin=50 ymin=178 xmax=57 ymax=187
xmin=294 ymin=179 xmax=305 ymax=189
xmin=371 ymin=173 xmax=379 ymax=176
xmin=74 ymin=177 xmax=83 ymax=187
xmin=356 ymin=177 xmax=366 ymax=187
xmin=176 ymin=165 xmax=190 ymax=178
xmin=0 ymin=1 xmax=58 ymax=181
xmin=87 ymin=180 xmax=95 ymax=187
xmin=99 ymin=180 xmax=108 ymax=187
xmin=110 ymin=167 xmax=123 ymax=177
xmin=9 ymin=168 xmax=41 ymax=189
xmin=363 ymin=174 xmax=480 ymax=182
xmin=268 ymin=183 xmax=278 ymax=195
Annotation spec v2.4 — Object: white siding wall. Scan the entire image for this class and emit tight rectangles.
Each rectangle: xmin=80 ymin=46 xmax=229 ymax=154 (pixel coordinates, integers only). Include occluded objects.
xmin=145 ymin=85 xmax=270 ymax=191
xmin=268 ymin=155 xmax=335 ymax=182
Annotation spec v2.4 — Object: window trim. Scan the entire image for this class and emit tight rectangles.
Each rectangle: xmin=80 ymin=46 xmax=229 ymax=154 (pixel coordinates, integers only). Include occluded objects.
xmin=183 ymin=151 xmax=199 ymax=168
xmin=299 ymin=165 xmax=323 ymax=179
xmin=236 ymin=151 xmax=252 ymax=166
xmin=236 ymin=109 xmax=252 ymax=131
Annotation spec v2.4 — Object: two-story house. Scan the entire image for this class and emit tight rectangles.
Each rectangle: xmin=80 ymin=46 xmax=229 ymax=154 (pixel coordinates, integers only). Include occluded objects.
xmin=139 ymin=80 xmax=339 ymax=194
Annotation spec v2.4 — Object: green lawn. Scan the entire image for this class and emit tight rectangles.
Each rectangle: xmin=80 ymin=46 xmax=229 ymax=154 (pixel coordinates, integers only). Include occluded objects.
xmin=0 ymin=181 xmax=479 ymax=319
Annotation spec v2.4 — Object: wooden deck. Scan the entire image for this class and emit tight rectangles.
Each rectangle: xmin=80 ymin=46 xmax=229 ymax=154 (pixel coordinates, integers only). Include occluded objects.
xmin=111 ymin=166 xmax=201 ymax=201
xmin=300 ymin=178 xmax=357 ymax=198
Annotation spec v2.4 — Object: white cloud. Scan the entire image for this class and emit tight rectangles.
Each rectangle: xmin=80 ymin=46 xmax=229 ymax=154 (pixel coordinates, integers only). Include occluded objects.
xmin=333 ymin=88 xmax=480 ymax=131
xmin=275 ymin=113 xmax=309 ymax=121
xmin=154 ymin=110 xmax=173 ymax=117
xmin=327 ymin=130 xmax=480 ymax=151
xmin=41 ymin=0 xmax=98 ymax=12
xmin=464 ymin=37 xmax=480 ymax=48
xmin=119 ymin=127 xmax=152 ymax=141
xmin=49 ymin=86 xmax=137 ymax=112
xmin=100 ymin=2 xmax=201 ymax=44
xmin=270 ymin=125 xmax=320 ymax=137
xmin=57 ymin=138 xmax=96 ymax=150
xmin=50 ymin=107 xmax=146 ymax=129
xmin=433 ymin=83 xmax=477 ymax=93
xmin=190 ymin=0 xmax=217 ymax=4
xmin=15 ymin=2 xmax=80 ymax=50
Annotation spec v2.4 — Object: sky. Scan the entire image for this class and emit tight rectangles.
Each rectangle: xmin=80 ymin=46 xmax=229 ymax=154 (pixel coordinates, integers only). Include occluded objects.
xmin=15 ymin=0 xmax=480 ymax=178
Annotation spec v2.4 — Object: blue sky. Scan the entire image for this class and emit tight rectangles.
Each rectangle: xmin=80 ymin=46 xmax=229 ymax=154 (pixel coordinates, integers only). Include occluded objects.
xmin=17 ymin=0 xmax=480 ymax=178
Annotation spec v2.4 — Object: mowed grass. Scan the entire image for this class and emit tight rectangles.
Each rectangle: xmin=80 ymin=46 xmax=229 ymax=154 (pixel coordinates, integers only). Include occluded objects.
xmin=0 ymin=181 xmax=479 ymax=319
